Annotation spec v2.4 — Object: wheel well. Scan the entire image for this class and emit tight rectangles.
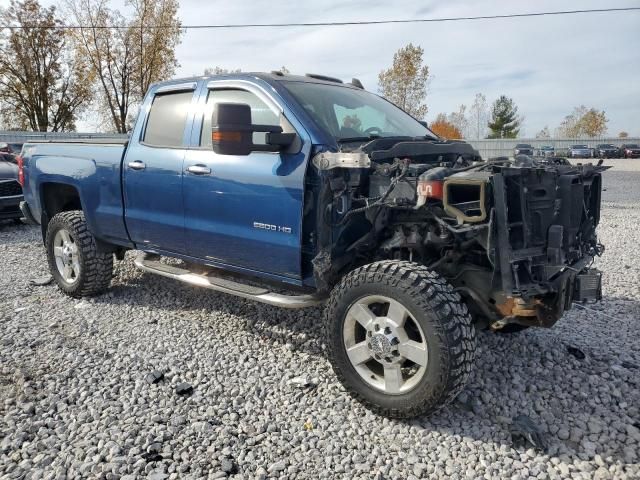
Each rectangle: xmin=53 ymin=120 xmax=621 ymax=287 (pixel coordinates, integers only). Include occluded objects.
xmin=40 ymin=183 xmax=82 ymax=240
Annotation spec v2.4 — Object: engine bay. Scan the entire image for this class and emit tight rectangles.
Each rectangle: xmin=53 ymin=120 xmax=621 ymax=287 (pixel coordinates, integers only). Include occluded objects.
xmin=306 ymin=138 xmax=607 ymax=329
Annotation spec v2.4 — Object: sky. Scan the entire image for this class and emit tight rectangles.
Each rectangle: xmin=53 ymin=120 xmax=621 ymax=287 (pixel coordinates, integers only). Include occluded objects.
xmin=4 ymin=0 xmax=640 ymax=136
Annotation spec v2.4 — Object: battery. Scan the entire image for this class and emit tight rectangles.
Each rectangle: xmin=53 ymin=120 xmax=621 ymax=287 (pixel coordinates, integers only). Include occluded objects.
xmin=574 ymin=269 xmax=602 ymax=302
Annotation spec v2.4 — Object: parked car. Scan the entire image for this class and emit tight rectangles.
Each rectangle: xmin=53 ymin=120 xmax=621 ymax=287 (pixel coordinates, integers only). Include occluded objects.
xmin=567 ymin=144 xmax=593 ymax=159
xmin=0 ymin=152 xmax=24 ymax=223
xmin=513 ymin=143 xmax=533 ymax=156
xmin=19 ymin=72 xmax=607 ymax=418
xmin=536 ymin=145 xmax=555 ymax=157
xmin=593 ymin=144 xmax=619 ymax=159
xmin=620 ymin=144 xmax=640 ymax=158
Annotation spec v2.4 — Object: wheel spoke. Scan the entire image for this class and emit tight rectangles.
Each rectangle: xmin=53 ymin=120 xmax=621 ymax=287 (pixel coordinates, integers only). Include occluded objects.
xmin=71 ymin=260 xmax=81 ymax=278
xmin=349 ymin=303 xmax=376 ymax=330
xmin=60 ymin=230 xmax=71 ymax=244
xmin=386 ymin=299 xmax=408 ymax=326
xmin=53 ymin=246 xmax=64 ymax=258
xmin=63 ymin=265 xmax=73 ymax=280
xmin=399 ymin=340 xmax=428 ymax=366
xmin=383 ymin=364 xmax=403 ymax=393
xmin=346 ymin=342 xmax=371 ymax=366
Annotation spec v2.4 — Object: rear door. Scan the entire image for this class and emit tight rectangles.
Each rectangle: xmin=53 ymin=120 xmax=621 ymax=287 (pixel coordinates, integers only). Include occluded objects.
xmin=124 ymin=82 xmax=197 ymax=253
xmin=182 ymin=80 xmax=309 ymax=280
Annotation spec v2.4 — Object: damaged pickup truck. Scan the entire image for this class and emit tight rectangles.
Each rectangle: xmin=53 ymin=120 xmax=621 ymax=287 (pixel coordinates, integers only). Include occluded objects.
xmin=18 ymin=72 xmax=607 ymax=417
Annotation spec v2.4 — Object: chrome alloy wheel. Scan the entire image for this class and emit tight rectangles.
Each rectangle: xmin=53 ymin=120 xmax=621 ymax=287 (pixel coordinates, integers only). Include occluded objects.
xmin=343 ymin=295 xmax=428 ymax=394
xmin=53 ymin=229 xmax=80 ymax=284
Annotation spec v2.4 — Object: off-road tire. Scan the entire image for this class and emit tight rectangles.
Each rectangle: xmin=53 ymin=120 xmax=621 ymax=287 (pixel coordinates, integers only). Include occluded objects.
xmin=45 ymin=211 xmax=113 ymax=297
xmin=325 ymin=260 xmax=476 ymax=418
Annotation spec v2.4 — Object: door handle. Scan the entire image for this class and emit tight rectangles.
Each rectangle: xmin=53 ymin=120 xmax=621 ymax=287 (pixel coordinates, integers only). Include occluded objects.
xmin=186 ymin=164 xmax=212 ymax=175
xmin=128 ymin=160 xmax=146 ymax=170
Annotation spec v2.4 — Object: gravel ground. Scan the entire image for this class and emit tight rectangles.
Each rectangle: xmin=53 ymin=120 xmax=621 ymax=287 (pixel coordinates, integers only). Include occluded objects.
xmin=1 ymin=159 xmax=639 ymax=479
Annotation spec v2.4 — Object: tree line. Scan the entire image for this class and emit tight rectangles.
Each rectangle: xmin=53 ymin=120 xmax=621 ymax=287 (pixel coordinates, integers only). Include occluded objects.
xmin=0 ymin=8 xmax=631 ymax=138
xmin=0 ymin=0 xmax=181 ymax=133
xmin=378 ymin=44 xmax=626 ymax=139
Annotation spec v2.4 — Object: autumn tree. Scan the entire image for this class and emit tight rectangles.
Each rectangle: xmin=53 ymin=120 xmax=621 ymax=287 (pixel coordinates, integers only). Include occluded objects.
xmin=487 ymin=95 xmax=521 ymax=138
xmin=557 ymin=106 xmax=607 ymax=138
xmin=448 ymin=104 xmax=469 ymax=138
xmin=378 ymin=43 xmax=430 ymax=119
xmin=469 ymin=93 xmax=488 ymax=139
xmin=429 ymin=113 xmax=462 ymax=139
xmin=536 ymin=126 xmax=551 ymax=139
xmin=0 ymin=0 xmax=91 ymax=131
xmin=618 ymin=131 xmax=629 ymax=138
xmin=66 ymin=0 xmax=182 ymax=133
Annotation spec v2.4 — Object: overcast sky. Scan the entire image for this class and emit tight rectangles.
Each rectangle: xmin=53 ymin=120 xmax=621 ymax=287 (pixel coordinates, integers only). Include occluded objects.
xmin=5 ymin=0 xmax=640 ymax=136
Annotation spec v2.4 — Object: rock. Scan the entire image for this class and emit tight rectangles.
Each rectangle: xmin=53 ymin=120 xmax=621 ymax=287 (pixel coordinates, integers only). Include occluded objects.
xmin=29 ymin=275 xmax=53 ymax=286
xmin=145 ymin=370 xmax=164 ymax=384
xmin=510 ymin=415 xmax=547 ymax=452
xmin=220 ymin=457 xmax=236 ymax=474
xmin=175 ymin=382 xmax=194 ymax=396
xmin=268 ymin=461 xmax=287 ymax=473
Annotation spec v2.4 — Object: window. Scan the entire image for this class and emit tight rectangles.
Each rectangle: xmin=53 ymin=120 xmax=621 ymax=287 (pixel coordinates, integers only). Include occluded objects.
xmin=143 ymin=90 xmax=193 ymax=147
xmin=200 ymin=89 xmax=280 ymax=148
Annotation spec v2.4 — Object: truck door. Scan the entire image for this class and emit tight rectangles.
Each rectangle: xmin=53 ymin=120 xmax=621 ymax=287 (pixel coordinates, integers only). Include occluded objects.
xmin=124 ymin=83 xmax=197 ymax=253
xmin=182 ymin=81 xmax=308 ymax=281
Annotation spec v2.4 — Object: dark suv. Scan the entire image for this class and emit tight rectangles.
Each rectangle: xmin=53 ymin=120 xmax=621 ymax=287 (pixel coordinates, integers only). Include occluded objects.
xmin=594 ymin=144 xmax=619 ymax=159
xmin=513 ymin=143 xmax=533 ymax=156
xmin=0 ymin=145 xmax=23 ymax=223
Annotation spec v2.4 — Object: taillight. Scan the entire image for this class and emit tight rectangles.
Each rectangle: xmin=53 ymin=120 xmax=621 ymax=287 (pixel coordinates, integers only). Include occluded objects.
xmin=16 ymin=155 xmax=24 ymax=186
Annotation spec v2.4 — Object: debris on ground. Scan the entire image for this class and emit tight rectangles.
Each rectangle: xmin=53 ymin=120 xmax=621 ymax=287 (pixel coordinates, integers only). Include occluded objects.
xmin=175 ymin=382 xmax=194 ymax=396
xmin=510 ymin=415 xmax=547 ymax=452
xmin=145 ymin=370 xmax=165 ymax=384
xmin=28 ymin=275 xmax=53 ymax=286
xmin=567 ymin=345 xmax=586 ymax=360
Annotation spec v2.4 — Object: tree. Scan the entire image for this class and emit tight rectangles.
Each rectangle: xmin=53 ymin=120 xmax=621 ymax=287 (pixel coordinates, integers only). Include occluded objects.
xmin=619 ymin=131 xmax=629 ymax=139
xmin=378 ymin=43 xmax=430 ymax=119
xmin=557 ymin=106 xmax=607 ymax=138
xmin=448 ymin=105 xmax=468 ymax=138
xmin=487 ymin=95 xmax=521 ymax=138
xmin=0 ymin=0 xmax=91 ymax=131
xmin=429 ymin=113 xmax=462 ymax=139
xmin=66 ymin=0 xmax=182 ymax=133
xmin=535 ymin=126 xmax=551 ymax=139
xmin=469 ymin=93 xmax=488 ymax=139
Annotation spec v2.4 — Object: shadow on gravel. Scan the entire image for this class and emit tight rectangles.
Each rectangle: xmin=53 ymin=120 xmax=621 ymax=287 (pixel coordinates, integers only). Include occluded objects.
xmin=95 ymin=273 xmax=640 ymax=467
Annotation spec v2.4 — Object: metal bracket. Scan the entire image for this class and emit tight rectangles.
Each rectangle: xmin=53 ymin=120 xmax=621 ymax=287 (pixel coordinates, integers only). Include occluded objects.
xmin=312 ymin=152 xmax=371 ymax=170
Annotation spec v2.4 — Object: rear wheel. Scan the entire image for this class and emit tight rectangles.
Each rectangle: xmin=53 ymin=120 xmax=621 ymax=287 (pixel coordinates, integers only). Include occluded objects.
xmin=46 ymin=211 xmax=113 ymax=297
xmin=325 ymin=261 xmax=476 ymax=418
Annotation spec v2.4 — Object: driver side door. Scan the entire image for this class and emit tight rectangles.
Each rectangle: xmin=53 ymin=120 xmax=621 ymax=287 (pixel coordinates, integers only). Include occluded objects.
xmin=182 ymin=81 xmax=308 ymax=281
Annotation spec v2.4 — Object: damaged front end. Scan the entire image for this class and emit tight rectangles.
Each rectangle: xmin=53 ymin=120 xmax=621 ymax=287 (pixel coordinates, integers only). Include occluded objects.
xmin=307 ymin=139 xmax=607 ymax=330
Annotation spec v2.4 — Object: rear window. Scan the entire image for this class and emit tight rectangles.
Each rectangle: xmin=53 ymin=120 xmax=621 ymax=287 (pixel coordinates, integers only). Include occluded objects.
xmin=143 ymin=91 xmax=193 ymax=147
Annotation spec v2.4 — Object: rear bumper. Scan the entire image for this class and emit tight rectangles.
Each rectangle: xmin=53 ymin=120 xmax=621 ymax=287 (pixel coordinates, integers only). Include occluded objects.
xmin=0 ymin=194 xmax=23 ymax=220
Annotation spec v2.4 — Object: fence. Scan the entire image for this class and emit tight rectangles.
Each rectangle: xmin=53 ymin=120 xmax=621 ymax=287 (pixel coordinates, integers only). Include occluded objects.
xmin=464 ymin=137 xmax=640 ymax=160
xmin=0 ymin=131 xmax=128 ymax=144
xmin=1 ymin=131 xmax=638 ymax=160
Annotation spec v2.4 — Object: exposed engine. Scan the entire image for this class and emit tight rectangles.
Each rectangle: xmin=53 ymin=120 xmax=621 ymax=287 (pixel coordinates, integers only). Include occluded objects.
xmin=308 ymin=139 xmax=607 ymax=330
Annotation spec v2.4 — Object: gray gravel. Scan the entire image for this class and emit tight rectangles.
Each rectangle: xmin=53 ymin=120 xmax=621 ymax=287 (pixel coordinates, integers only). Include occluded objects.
xmin=1 ymin=159 xmax=639 ymax=479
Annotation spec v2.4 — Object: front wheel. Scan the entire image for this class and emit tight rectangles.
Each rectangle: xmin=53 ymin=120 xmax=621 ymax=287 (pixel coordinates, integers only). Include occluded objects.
xmin=46 ymin=211 xmax=113 ymax=297
xmin=325 ymin=261 xmax=476 ymax=418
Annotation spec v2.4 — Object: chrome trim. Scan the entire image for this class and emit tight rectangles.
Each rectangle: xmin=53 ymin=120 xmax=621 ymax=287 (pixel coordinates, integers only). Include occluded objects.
xmin=134 ymin=253 xmax=324 ymax=309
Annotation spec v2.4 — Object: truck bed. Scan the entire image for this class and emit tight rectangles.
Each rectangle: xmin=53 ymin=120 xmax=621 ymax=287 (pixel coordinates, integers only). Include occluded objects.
xmin=22 ymin=141 xmax=130 ymax=246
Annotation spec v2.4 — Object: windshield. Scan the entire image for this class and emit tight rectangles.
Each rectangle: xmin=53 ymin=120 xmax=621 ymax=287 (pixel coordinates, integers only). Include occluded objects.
xmin=573 ymin=145 xmax=588 ymax=149
xmin=516 ymin=144 xmax=531 ymax=148
xmin=626 ymin=144 xmax=639 ymax=148
xmin=600 ymin=144 xmax=615 ymax=148
xmin=283 ymin=81 xmax=435 ymax=142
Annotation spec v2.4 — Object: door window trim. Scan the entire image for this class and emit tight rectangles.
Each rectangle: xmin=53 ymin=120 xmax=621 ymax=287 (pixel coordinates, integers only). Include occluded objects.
xmin=139 ymin=85 xmax=198 ymax=150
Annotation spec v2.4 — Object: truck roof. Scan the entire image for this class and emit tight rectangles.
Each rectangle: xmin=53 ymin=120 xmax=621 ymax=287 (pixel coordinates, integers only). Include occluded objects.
xmin=151 ymin=71 xmax=364 ymax=91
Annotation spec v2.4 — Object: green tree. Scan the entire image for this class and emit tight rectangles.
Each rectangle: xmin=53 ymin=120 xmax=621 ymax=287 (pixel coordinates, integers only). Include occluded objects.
xmin=0 ymin=0 xmax=90 ymax=131
xmin=487 ymin=95 xmax=521 ymax=138
xmin=378 ymin=43 xmax=430 ymax=119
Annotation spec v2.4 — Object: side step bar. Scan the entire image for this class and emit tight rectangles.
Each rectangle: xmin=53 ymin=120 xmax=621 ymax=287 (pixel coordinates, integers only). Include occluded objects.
xmin=133 ymin=253 xmax=325 ymax=309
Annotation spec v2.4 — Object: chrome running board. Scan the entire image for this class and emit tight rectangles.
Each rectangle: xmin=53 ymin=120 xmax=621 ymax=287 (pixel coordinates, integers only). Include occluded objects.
xmin=134 ymin=253 xmax=324 ymax=309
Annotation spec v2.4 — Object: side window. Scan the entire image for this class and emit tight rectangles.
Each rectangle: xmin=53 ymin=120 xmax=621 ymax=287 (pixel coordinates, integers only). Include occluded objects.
xmin=143 ymin=90 xmax=193 ymax=147
xmin=200 ymin=89 xmax=280 ymax=148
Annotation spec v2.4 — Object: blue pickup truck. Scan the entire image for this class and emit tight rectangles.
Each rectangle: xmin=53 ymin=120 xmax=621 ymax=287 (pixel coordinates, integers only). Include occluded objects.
xmin=19 ymin=72 xmax=607 ymax=417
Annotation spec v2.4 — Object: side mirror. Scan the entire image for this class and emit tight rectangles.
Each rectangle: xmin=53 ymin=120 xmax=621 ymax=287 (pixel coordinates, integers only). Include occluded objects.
xmin=212 ymin=102 xmax=297 ymax=156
